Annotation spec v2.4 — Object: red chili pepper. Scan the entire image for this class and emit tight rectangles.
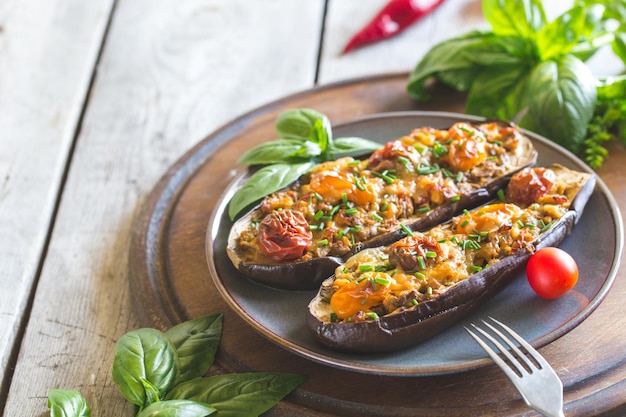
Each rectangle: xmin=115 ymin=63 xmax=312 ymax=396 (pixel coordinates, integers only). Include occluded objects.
xmin=342 ymin=0 xmax=446 ymax=54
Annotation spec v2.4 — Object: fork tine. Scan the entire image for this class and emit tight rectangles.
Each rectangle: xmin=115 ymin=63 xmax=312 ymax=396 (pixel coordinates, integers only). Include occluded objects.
xmin=487 ymin=317 xmax=551 ymax=370
xmin=467 ymin=322 xmax=528 ymax=377
xmin=481 ymin=319 xmax=537 ymax=372
xmin=465 ymin=326 xmax=522 ymax=382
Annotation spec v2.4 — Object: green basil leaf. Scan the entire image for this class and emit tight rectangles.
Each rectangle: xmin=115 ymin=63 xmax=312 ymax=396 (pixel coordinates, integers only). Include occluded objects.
xmin=237 ymin=140 xmax=310 ymax=165
xmin=289 ymin=140 xmax=322 ymax=159
xmin=597 ymin=75 xmax=626 ymax=100
xmin=407 ymin=31 xmax=532 ymax=101
xmin=329 ymin=137 xmax=382 ymax=157
xmin=483 ymin=0 xmax=546 ymax=38
xmin=466 ymin=65 xmax=531 ymax=120
xmin=275 ymin=108 xmax=326 ymax=141
xmin=137 ymin=399 xmax=216 ymax=417
xmin=165 ymin=373 xmax=306 ymax=417
xmin=525 ymin=55 xmax=597 ymax=153
xmin=112 ymin=328 xmax=179 ymax=409
xmin=536 ymin=3 xmax=590 ymax=60
xmin=165 ymin=314 xmax=223 ymax=383
xmin=312 ymin=117 xmax=332 ymax=158
xmin=612 ymin=31 xmax=626 ymax=65
xmin=228 ymin=162 xmax=314 ymax=220
xmin=48 ymin=389 xmax=91 ymax=417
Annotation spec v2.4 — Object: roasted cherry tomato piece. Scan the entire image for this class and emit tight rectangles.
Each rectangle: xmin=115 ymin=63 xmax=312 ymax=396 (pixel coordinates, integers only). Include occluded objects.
xmin=507 ymin=167 xmax=556 ymax=206
xmin=330 ymin=272 xmax=392 ymax=320
xmin=258 ymin=210 xmax=312 ymax=261
xmin=526 ymin=247 xmax=578 ymax=299
xmin=447 ymin=123 xmax=487 ymax=171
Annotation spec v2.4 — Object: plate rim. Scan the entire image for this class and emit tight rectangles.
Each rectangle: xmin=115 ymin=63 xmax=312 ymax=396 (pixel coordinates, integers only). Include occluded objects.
xmin=206 ymin=110 xmax=624 ymax=376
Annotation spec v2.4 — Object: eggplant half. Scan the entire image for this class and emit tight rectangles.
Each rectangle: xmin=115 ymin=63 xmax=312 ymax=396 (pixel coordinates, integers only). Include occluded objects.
xmin=307 ymin=164 xmax=596 ymax=353
xmin=228 ymin=120 xmax=537 ymax=290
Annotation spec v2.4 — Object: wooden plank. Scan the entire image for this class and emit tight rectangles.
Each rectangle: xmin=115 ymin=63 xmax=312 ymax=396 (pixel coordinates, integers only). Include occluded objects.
xmin=0 ymin=0 xmax=115 ymax=400
xmin=2 ymin=0 xmax=324 ymax=414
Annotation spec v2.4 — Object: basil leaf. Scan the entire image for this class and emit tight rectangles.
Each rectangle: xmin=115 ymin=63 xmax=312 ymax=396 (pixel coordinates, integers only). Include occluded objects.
xmin=137 ymin=400 xmax=216 ymax=417
xmin=48 ymin=389 xmax=91 ymax=417
xmin=407 ymin=31 xmax=531 ymax=101
xmin=165 ymin=373 xmax=306 ymax=417
xmin=237 ymin=139 xmax=310 ymax=165
xmin=525 ymin=55 xmax=597 ymax=153
xmin=466 ymin=64 xmax=531 ymax=120
xmin=165 ymin=314 xmax=223 ymax=383
xmin=536 ymin=3 xmax=590 ymax=60
xmin=312 ymin=117 xmax=332 ymax=159
xmin=112 ymin=328 xmax=179 ymax=409
xmin=612 ymin=31 xmax=626 ymax=65
xmin=228 ymin=162 xmax=314 ymax=220
xmin=289 ymin=140 xmax=322 ymax=159
xmin=597 ymin=75 xmax=626 ymax=100
xmin=483 ymin=0 xmax=546 ymax=38
xmin=275 ymin=108 xmax=326 ymax=141
xmin=329 ymin=137 xmax=382 ymax=157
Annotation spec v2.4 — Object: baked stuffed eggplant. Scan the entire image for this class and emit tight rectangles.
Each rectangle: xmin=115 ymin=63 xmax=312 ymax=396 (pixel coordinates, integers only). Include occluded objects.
xmin=307 ymin=164 xmax=595 ymax=353
xmin=228 ymin=120 xmax=537 ymax=290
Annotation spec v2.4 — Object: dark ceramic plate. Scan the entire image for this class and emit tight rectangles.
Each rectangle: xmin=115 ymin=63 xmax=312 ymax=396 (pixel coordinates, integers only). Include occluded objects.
xmin=206 ymin=111 xmax=623 ymax=376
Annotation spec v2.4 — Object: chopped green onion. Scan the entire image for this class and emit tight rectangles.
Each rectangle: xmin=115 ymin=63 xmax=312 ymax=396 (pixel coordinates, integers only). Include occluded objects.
xmin=366 ymin=312 xmax=379 ymax=320
xmin=425 ymin=250 xmax=437 ymax=258
xmin=497 ymin=189 xmax=506 ymax=202
xmin=469 ymin=265 xmax=483 ymax=273
xmin=461 ymin=219 xmax=469 ymax=228
xmin=450 ymin=195 xmax=461 ymax=202
xmin=374 ymin=276 xmax=390 ymax=286
xmin=417 ymin=256 xmax=426 ymax=270
xmin=359 ymin=264 xmax=374 ymax=272
xmin=317 ymin=239 xmax=329 ymax=246
xmin=371 ymin=212 xmax=384 ymax=222
xmin=432 ymin=142 xmax=448 ymax=158
xmin=400 ymin=224 xmax=414 ymax=236
xmin=314 ymin=192 xmax=323 ymax=201
xmin=314 ymin=210 xmax=324 ymax=221
xmin=417 ymin=207 xmax=430 ymax=214
xmin=415 ymin=272 xmax=426 ymax=280
xmin=540 ymin=220 xmax=555 ymax=233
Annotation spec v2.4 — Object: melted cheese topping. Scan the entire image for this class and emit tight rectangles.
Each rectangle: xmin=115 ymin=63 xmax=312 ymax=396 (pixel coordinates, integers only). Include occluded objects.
xmin=321 ymin=200 xmax=570 ymax=323
xmin=236 ymin=122 xmax=531 ymax=263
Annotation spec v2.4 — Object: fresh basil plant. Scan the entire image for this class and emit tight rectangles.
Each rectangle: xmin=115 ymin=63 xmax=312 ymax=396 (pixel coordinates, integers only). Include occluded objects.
xmin=408 ymin=0 xmax=626 ymax=168
xmin=228 ymin=108 xmax=382 ymax=220
xmin=48 ymin=314 xmax=305 ymax=417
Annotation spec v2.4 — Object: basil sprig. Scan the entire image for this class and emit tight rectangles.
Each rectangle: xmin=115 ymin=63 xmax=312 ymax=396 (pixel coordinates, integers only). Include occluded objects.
xmin=228 ymin=108 xmax=382 ymax=220
xmin=408 ymin=0 xmax=626 ymax=166
xmin=48 ymin=389 xmax=91 ymax=417
xmin=48 ymin=314 xmax=305 ymax=417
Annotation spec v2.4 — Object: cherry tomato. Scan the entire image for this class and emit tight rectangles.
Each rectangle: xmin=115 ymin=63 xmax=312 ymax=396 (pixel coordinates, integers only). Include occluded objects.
xmin=526 ymin=247 xmax=578 ymax=299
xmin=447 ymin=123 xmax=487 ymax=171
xmin=507 ymin=167 xmax=556 ymax=206
xmin=258 ymin=210 xmax=312 ymax=261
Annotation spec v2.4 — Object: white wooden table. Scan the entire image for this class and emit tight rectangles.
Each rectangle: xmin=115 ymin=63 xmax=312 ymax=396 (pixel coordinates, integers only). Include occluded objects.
xmin=1 ymin=1 xmax=624 ymax=415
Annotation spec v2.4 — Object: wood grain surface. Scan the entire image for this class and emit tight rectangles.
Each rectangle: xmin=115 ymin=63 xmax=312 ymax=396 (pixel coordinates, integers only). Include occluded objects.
xmin=129 ymin=73 xmax=626 ymax=417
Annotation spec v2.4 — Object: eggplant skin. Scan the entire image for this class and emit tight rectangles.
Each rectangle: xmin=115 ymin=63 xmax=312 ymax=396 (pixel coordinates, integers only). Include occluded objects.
xmin=227 ymin=120 xmax=538 ymax=291
xmin=306 ymin=167 xmax=596 ymax=354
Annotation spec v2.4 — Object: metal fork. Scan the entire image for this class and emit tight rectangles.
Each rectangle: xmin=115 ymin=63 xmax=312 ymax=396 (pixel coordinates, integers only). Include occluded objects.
xmin=465 ymin=317 xmax=565 ymax=417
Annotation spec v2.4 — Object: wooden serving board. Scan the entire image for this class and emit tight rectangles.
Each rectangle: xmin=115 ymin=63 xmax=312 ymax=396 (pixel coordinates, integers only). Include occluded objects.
xmin=129 ymin=72 xmax=626 ymax=416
